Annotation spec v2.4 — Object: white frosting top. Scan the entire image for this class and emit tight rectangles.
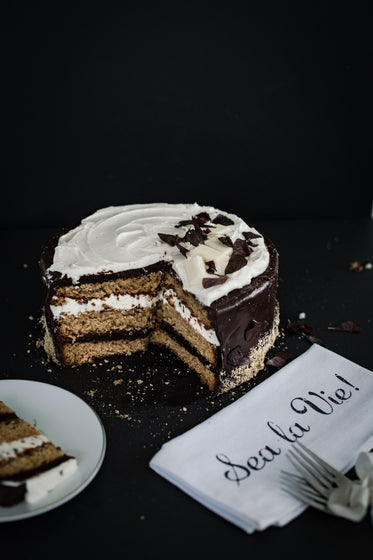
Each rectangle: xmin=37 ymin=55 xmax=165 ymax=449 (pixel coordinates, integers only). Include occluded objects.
xmin=47 ymin=203 xmax=270 ymax=306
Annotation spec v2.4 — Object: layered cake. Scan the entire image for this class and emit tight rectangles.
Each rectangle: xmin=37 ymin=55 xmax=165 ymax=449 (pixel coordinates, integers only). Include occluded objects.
xmin=40 ymin=203 xmax=279 ymax=394
xmin=0 ymin=401 xmax=77 ymax=506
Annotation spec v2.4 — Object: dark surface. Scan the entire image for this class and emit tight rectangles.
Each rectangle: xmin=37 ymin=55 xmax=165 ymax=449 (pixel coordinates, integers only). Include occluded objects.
xmin=0 ymin=218 xmax=372 ymax=558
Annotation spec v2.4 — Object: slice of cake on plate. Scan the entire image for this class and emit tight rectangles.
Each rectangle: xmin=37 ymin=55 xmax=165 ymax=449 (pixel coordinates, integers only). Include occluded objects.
xmin=39 ymin=203 xmax=279 ymax=394
xmin=0 ymin=401 xmax=77 ymax=507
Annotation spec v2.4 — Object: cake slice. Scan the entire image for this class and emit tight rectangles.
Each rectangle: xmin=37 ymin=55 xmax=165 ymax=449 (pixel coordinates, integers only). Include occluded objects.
xmin=0 ymin=401 xmax=77 ymax=507
xmin=40 ymin=203 xmax=279 ymax=394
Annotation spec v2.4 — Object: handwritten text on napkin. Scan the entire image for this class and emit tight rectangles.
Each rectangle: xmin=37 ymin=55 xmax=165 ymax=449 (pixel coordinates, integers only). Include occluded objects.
xmin=217 ymin=371 xmax=361 ymax=485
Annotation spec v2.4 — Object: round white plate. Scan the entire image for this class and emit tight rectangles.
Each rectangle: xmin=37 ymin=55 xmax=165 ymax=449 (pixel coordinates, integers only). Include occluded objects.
xmin=0 ymin=379 xmax=106 ymax=522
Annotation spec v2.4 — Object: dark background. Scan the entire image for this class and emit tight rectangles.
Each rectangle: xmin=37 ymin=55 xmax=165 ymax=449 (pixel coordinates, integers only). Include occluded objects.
xmin=3 ymin=2 xmax=371 ymax=228
xmin=1 ymin=4 xmax=373 ymax=554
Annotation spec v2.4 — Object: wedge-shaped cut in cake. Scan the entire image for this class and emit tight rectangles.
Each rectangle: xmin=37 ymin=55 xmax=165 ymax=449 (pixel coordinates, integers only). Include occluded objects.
xmin=0 ymin=401 xmax=77 ymax=506
xmin=39 ymin=203 xmax=279 ymax=394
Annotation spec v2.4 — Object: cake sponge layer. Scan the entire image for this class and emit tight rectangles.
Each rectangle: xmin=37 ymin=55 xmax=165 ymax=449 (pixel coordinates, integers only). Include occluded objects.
xmin=0 ymin=441 xmax=65 ymax=479
xmin=51 ymin=272 xmax=163 ymax=304
xmin=55 ymin=307 xmax=156 ymax=341
xmin=55 ymin=334 xmax=150 ymax=366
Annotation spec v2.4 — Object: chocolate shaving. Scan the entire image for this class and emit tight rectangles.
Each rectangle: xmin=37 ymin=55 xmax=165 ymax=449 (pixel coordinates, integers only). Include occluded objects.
xmin=177 ymin=213 xmax=212 ymax=228
xmin=286 ymin=319 xmax=326 ymax=346
xmin=233 ymin=238 xmax=252 ymax=257
xmin=205 ymin=260 xmax=216 ymax=274
xmin=328 ymin=321 xmax=362 ymax=333
xmin=184 ymin=228 xmax=204 ymax=246
xmin=285 ymin=320 xmax=313 ymax=335
xmin=223 ymin=235 xmax=256 ymax=274
xmin=225 ymin=254 xmax=247 ymax=275
xmin=285 ymin=320 xmax=299 ymax=335
xmin=169 ymin=213 xmax=215 ymax=255
xmin=202 ymin=275 xmax=228 ymax=289
xmin=157 ymin=233 xmax=181 ymax=246
xmin=243 ymin=231 xmax=261 ymax=242
xmin=176 ymin=243 xmax=188 ymax=258
xmin=192 ymin=217 xmax=208 ymax=241
xmin=297 ymin=323 xmax=313 ymax=335
xmin=194 ymin=212 xmax=210 ymax=224
xmin=218 ymin=236 xmax=233 ymax=247
xmin=212 ymin=214 xmax=234 ymax=226
xmin=266 ymin=350 xmax=297 ymax=369
xmin=175 ymin=219 xmax=194 ymax=228
xmin=304 ymin=334 xmax=326 ymax=346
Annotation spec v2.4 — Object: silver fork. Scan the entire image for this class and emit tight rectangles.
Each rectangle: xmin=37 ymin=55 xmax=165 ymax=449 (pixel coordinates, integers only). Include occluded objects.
xmin=281 ymin=441 xmax=370 ymax=521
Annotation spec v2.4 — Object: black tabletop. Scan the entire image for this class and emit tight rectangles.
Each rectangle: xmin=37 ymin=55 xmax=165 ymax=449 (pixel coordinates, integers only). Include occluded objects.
xmin=1 ymin=217 xmax=372 ymax=558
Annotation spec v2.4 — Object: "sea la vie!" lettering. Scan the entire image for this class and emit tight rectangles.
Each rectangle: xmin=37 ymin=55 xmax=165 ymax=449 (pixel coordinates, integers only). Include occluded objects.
xmin=216 ymin=373 xmax=360 ymax=485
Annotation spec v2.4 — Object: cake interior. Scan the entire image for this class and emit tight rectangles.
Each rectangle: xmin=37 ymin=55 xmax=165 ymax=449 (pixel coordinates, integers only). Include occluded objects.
xmin=45 ymin=269 xmax=219 ymax=390
xmin=43 ymin=264 xmax=279 ymax=394
xmin=0 ymin=401 xmax=77 ymax=507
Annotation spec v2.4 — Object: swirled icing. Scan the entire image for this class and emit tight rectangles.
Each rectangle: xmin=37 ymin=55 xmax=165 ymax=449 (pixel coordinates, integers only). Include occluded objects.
xmin=47 ymin=203 xmax=270 ymax=306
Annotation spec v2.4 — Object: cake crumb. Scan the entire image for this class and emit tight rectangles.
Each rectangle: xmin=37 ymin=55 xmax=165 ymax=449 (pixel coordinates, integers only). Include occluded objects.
xmin=113 ymin=378 xmax=123 ymax=386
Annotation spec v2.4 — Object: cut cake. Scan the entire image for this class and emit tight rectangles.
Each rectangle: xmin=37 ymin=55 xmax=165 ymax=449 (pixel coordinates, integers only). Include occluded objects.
xmin=0 ymin=401 xmax=77 ymax=507
xmin=40 ymin=203 xmax=279 ymax=394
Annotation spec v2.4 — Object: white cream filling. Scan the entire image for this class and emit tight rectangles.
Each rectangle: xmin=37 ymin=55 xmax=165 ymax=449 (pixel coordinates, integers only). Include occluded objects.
xmin=25 ymin=457 xmax=78 ymax=504
xmin=0 ymin=434 xmax=48 ymax=460
xmin=50 ymin=293 xmax=157 ymax=320
xmin=51 ymin=289 xmax=219 ymax=346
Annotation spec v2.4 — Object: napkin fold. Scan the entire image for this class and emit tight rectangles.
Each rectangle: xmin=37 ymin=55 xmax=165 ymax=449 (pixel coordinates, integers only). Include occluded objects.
xmin=150 ymin=345 xmax=373 ymax=533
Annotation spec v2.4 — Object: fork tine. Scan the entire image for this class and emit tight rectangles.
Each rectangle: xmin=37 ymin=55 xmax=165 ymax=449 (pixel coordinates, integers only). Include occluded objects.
xmin=286 ymin=450 xmax=330 ymax=496
xmin=291 ymin=445 xmax=335 ymax=486
xmin=282 ymin=473 xmax=328 ymax=501
xmin=280 ymin=470 xmax=309 ymax=485
xmin=280 ymin=482 xmax=328 ymax=511
xmin=296 ymin=441 xmax=347 ymax=480
xmin=281 ymin=472 xmax=327 ymax=502
xmin=281 ymin=482 xmax=327 ymax=507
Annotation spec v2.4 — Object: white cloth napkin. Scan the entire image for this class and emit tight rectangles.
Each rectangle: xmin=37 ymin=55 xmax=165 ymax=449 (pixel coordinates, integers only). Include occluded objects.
xmin=150 ymin=345 xmax=373 ymax=533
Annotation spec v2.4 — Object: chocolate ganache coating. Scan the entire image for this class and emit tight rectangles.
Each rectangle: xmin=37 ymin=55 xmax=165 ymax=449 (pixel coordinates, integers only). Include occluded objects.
xmin=207 ymin=238 xmax=278 ymax=377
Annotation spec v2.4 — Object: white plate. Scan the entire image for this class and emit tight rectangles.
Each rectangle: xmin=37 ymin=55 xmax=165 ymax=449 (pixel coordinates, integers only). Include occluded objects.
xmin=0 ymin=379 xmax=106 ymax=522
